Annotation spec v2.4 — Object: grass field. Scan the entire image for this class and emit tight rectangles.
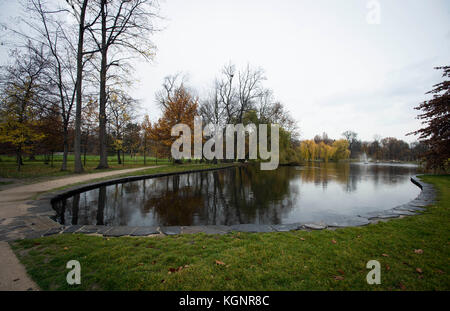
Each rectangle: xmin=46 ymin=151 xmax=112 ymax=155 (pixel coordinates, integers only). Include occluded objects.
xmin=0 ymin=154 xmax=172 ymax=180
xmin=9 ymin=175 xmax=449 ymax=291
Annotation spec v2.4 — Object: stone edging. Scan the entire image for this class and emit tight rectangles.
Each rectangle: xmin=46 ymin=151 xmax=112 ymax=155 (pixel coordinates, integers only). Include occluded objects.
xmin=0 ymin=173 xmax=436 ymax=241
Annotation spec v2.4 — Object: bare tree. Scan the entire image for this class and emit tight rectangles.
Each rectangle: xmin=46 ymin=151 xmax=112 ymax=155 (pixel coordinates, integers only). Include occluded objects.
xmin=86 ymin=0 xmax=159 ymax=169
xmin=66 ymin=0 xmax=101 ymax=173
xmin=236 ymin=64 xmax=265 ymax=122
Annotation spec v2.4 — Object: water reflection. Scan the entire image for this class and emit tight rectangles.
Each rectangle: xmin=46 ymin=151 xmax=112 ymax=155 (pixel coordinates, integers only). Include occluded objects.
xmin=53 ymin=163 xmax=421 ymax=226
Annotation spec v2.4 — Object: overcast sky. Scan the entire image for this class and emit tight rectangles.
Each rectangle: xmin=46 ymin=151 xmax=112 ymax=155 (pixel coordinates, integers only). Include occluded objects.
xmin=1 ymin=0 xmax=449 ymax=142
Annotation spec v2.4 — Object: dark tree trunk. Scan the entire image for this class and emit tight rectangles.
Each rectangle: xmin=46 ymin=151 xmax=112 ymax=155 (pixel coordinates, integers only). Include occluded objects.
xmin=16 ymin=146 xmax=23 ymax=172
xmin=117 ymin=149 xmax=121 ymax=164
xmin=73 ymin=0 xmax=89 ymax=174
xmin=97 ymin=0 xmax=109 ymax=169
xmin=61 ymin=125 xmax=69 ymax=171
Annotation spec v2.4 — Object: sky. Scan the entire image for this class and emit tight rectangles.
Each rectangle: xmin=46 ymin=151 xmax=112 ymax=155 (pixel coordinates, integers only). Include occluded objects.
xmin=1 ymin=0 xmax=449 ymax=142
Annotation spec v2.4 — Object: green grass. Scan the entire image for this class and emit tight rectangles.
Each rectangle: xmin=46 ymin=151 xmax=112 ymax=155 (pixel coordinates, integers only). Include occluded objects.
xmin=0 ymin=154 xmax=176 ymax=180
xmin=10 ymin=175 xmax=450 ymax=291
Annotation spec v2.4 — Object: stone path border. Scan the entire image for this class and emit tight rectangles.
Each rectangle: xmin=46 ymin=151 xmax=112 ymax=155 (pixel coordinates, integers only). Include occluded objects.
xmin=0 ymin=174 xmax=435 ymax=241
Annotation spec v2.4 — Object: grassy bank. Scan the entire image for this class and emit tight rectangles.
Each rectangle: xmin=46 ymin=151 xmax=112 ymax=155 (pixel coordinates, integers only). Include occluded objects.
xmin=0 ymin=154 xmax=171 ymax=180
xmin=10 ymin=175 xmax=450 ymax=290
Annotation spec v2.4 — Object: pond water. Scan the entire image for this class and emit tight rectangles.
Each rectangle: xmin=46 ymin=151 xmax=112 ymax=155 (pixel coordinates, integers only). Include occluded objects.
xmin=52 ymin=163 xmax=421 ymax=227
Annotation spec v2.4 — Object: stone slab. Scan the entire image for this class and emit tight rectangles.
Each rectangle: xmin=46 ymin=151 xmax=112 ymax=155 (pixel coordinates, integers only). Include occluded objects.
xmin=103 ymin=226 xmax=137 ymax=237
xmin=62 ymin=225 xmax=82 ymax=234
xmin=303 ymin=223 xmax=327 ymax=230
xmin=78 ymin=225 xmax=101 ymax=234
xmin=130 ymin=226 xmax=159 ymax=236
xmin=230 ymin=224 xmax=274 ymax=233
xmin=271 ymin=223 xmax=303 ymax=232
xmin=160 ymin=226 xmax=182 ymax=235
xmin=43 ymin=227 xmax=63 ymax=236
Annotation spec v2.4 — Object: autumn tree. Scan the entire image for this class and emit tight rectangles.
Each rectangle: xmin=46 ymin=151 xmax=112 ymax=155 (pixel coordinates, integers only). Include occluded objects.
xmin=107 ymin=91 xmax=136 ymax=164
xmin=408 ymin=66 xmax=449 ymax=171
xmin=0 ymin=47 xmax=47 ymax=171
xmin=149 ymin=86 xmax=198 ymax=161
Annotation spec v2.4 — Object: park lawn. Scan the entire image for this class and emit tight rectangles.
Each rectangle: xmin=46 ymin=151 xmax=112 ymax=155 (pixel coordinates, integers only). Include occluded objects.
xmin=0 ymin=154 xmax=171 ymax=180
xmin=10 ymin=175 xmax=450 ymax=291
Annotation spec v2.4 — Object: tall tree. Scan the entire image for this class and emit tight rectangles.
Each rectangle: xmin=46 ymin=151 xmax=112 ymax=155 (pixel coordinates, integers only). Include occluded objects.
xmin=87 ymin=0 xmax=158 ymax=169
xmin=66 ymin=0 xmax=101 ymax=173
xmin=409 ymin=66 xmax=450 ymax=170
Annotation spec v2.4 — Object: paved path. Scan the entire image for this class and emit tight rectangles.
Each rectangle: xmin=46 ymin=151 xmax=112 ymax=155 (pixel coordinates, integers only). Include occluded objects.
xmin=0 ymin=166 xmax=159 ymax=291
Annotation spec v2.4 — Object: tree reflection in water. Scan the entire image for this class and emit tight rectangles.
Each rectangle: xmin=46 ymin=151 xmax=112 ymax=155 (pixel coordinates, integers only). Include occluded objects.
xmin=53 ymin=163 xmax=420 ymax=226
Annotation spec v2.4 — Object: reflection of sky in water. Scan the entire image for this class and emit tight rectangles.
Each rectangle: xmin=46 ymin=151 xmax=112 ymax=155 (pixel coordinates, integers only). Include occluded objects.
xmin=54 ymin=163 xmax=421 ymax=226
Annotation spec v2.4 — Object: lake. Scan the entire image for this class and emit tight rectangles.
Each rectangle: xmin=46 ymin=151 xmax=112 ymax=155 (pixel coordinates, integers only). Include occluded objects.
xmin=52 ymin=163 xmax=421 ymax=227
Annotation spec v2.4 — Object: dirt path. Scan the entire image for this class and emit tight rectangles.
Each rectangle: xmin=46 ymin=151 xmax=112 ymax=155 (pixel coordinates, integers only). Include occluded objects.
xmin=0 ymin=165 xmax=160 ymax=291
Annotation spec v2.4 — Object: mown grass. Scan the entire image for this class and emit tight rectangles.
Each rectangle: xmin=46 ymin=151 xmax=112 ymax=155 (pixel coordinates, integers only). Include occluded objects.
xmin=10 ymin=175 xmax=450 ymax=291
xmin=0 ymin=154 xmax=172 ymax=180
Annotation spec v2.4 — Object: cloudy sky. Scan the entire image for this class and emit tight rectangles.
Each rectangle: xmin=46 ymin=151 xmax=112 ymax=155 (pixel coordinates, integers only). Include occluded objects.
xmin=1 ymin=0 xmax=449 ymax=142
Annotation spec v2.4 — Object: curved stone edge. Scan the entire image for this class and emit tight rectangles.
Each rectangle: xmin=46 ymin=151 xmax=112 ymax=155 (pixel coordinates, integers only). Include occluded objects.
xmin=1 ymin=173 xmax=436 ymax=241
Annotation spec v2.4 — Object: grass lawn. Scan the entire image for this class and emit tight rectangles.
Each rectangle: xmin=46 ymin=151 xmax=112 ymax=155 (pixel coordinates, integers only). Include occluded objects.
xmin=10 ymin=175 xmax=450 ymax=291
xmin=0 ymin=154 xmax=172 ymax=180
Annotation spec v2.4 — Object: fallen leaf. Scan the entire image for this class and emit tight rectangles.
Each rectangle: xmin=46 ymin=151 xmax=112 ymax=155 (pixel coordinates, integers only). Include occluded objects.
xmin=399 ymin=282 xmax=406 ymax=290
xmin=202 ymin=246 xmax=206 ymax=249
xmin=161 ymin=279 xmax=165 ymax=283
xmin=33 ymin=242 xmax=41 ymax=246
xmin=416 ymin=268 xmax=423 ymax=274
xmin=418 ymin=275 xmax=424 ymax=279
xmin=386 ymin=264 xmax=391 ymax=271
xmin=63 ymin=247 xmax=69 ymax=250
xmin=300 ymin=237 xmax=305 ymax=241
xmin=334 ymin=275 xmax=344 ymax=280
xmin=414 ymin=249 xmax=423 ymax=254
xmin=137 ymin=263 xmax=143 ymax=266
xmin=337 ymin=269 xmax=345 ymax=275
xmin=436 ymin=269 xmax=445 ymax=274
xmin=381 ymin=253 xmax=389 ymax=257
xmin=331 ymin=239 xmax=337 ymax=244
xmin=152 ymin=261 xmax=156 ymax=265
xmin=215 ymin=260 xmax=225 ymax=266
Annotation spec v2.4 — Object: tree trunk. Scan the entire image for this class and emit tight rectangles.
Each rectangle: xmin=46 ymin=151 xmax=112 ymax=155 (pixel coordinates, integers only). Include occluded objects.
xmin=61 ymin=125 xmax=68 ymax=171
xmin=97 ymin=0 xmax=109 ymax=169
xmin=16 ymin=146 xmax=22 ymax=172
xmin=73 ymin=0 xmax=89 ymax=174
xmin=83 ymin=131 xmax=88 ymax=167
xmin=117 ymin=150 xmax=121 ymax=164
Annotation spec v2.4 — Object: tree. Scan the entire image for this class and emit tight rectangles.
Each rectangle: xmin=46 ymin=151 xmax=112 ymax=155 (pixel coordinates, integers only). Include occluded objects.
xmin=24 ymin=0 xmax=79 ymax=171
xmin=408 ymin=66 xmax=449 ymax=171
xmin=332 ymin=139 xmax=350 ymax=160
xmin=0 ymin=47 xmax=47 ymax=171
xmin=87 ymin=0 xmax=159 ymax=169
xmin=108 ymin=91 xmax=135 ymax=164
xmin=149 ymin=86 xmax=198 ymax=160
xmin=123 ymin=122 xmax=141 ymax=161
xmin=141 ymin=114 xmax=152 ymax=165
xmin=342 ymin=130 xmax=359 ymax=158
xmin=66 ymin=0 xmax=100 ymax=173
